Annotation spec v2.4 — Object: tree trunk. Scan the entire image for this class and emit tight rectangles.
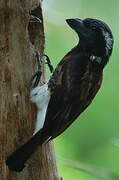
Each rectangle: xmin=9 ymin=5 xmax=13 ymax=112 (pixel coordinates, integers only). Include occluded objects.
xmin=0 ymin=1 xmax=59 ymax=179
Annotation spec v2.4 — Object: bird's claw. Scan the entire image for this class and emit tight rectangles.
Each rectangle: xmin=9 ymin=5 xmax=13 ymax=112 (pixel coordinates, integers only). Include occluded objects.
xmin=29 ymin=15 xmax=42 ymax=23
xmin=27 ymin=52 xmax=54 ymax=88
xmin=27 ymin=51 xmax=43 ymax=88
xmin=44 ymin=54 xmax=54 ymax=73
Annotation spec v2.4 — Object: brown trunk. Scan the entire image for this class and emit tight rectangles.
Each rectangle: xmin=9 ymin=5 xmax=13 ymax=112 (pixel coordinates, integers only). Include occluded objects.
xmin=0 ymin=1 xmax=59 ymax=179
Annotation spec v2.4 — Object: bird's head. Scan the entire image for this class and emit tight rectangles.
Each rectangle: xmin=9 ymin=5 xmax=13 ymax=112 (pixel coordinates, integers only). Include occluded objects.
xmin=66 ymin=18 xmax=114 ymax=67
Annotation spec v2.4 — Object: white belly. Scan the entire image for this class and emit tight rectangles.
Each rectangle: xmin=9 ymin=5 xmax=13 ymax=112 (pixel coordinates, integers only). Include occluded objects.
xmin=30 ymin=83 xmax=51 ymax=134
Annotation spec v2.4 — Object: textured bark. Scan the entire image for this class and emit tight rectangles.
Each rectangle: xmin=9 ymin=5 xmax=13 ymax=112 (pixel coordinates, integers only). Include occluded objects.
xmin=0 ymin=0 xmax=59 ymax=179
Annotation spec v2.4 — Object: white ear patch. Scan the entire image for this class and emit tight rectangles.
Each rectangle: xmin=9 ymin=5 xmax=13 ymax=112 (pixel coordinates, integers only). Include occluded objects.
xmin=102 ymin=30 xmax=113 ymax=56
xmin=90 ymin=55 xmax=102 ymax=64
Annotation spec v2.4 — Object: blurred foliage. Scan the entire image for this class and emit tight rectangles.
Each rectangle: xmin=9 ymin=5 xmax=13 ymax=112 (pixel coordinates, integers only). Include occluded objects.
xmin=43 ymin=0 xmax=119 ymax=179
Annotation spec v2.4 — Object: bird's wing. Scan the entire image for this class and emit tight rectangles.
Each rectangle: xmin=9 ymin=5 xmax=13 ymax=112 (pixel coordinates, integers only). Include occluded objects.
xmin=41 ymin=54 xmax=102 ymax=141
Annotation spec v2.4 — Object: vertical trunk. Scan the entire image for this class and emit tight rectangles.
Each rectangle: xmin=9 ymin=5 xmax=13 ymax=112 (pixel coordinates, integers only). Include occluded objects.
xmin=0 ymin=0 xmax=59 ymax=179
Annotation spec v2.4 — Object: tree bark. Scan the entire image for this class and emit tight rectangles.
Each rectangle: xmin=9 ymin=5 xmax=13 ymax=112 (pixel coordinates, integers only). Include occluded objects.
xmin=0 ymin=1 xmax=59 ymax=179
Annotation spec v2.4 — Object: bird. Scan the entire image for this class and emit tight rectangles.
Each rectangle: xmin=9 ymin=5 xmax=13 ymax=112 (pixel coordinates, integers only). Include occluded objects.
xmin=6 ymin=18 xmax=114 ymax=172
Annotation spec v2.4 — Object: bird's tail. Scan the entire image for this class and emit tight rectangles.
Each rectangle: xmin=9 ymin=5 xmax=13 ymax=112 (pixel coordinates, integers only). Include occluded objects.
xmin=6 ymin=129 xmax=44 ymax=172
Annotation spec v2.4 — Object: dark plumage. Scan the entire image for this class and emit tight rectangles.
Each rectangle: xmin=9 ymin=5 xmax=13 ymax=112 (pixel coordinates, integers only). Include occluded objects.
xmin=6 ymin=18 xmax=113 ymax=172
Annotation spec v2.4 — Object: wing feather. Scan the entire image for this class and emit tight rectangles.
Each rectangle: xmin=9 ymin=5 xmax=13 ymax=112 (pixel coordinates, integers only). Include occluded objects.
xmin=41 ymin=54 xmax=103 ymax=141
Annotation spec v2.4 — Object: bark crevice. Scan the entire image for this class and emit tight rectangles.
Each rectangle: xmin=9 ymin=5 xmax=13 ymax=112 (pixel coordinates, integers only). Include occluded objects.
xmin=0 ymin=1 xmax=59 ymax=179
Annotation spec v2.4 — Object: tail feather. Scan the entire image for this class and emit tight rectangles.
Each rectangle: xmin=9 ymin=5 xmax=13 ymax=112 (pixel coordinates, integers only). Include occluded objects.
xmin=6 ymin=130 xmax=44 ymax=172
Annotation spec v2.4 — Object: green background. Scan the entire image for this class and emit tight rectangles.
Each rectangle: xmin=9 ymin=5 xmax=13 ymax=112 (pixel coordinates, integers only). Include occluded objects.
xmin=43 ymin=0 xmax=119 ymax=179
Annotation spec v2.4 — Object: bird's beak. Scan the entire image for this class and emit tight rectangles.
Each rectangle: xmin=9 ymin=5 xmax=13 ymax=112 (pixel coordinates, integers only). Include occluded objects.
xmin=66 ymin=18 xmax=86 ymax=36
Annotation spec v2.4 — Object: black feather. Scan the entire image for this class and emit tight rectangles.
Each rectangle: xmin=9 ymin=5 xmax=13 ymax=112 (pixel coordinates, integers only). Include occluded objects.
xmin=6 ymin=18 xmax=113 ymax=172
xmin=6 ymin=130 xmax=45 ymax=172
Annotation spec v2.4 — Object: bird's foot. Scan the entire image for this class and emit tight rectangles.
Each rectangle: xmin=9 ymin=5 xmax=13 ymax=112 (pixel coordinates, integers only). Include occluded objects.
xmin=44 ymin=54 xmax=54 ymax=73
xmin=27 ymin=52 xmax=54 ymax=88
xmin=27 ymin=51 xmax=43 ymax=88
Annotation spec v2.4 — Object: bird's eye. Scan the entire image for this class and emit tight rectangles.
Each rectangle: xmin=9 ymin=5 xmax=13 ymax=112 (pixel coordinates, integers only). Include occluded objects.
xmin=84 ymin=21 xmax=90 ymax=27
xmin=91 ymin=26 xmax=96 ymax=30
xmin=84 ymin=20 xmax=97 ymax=31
